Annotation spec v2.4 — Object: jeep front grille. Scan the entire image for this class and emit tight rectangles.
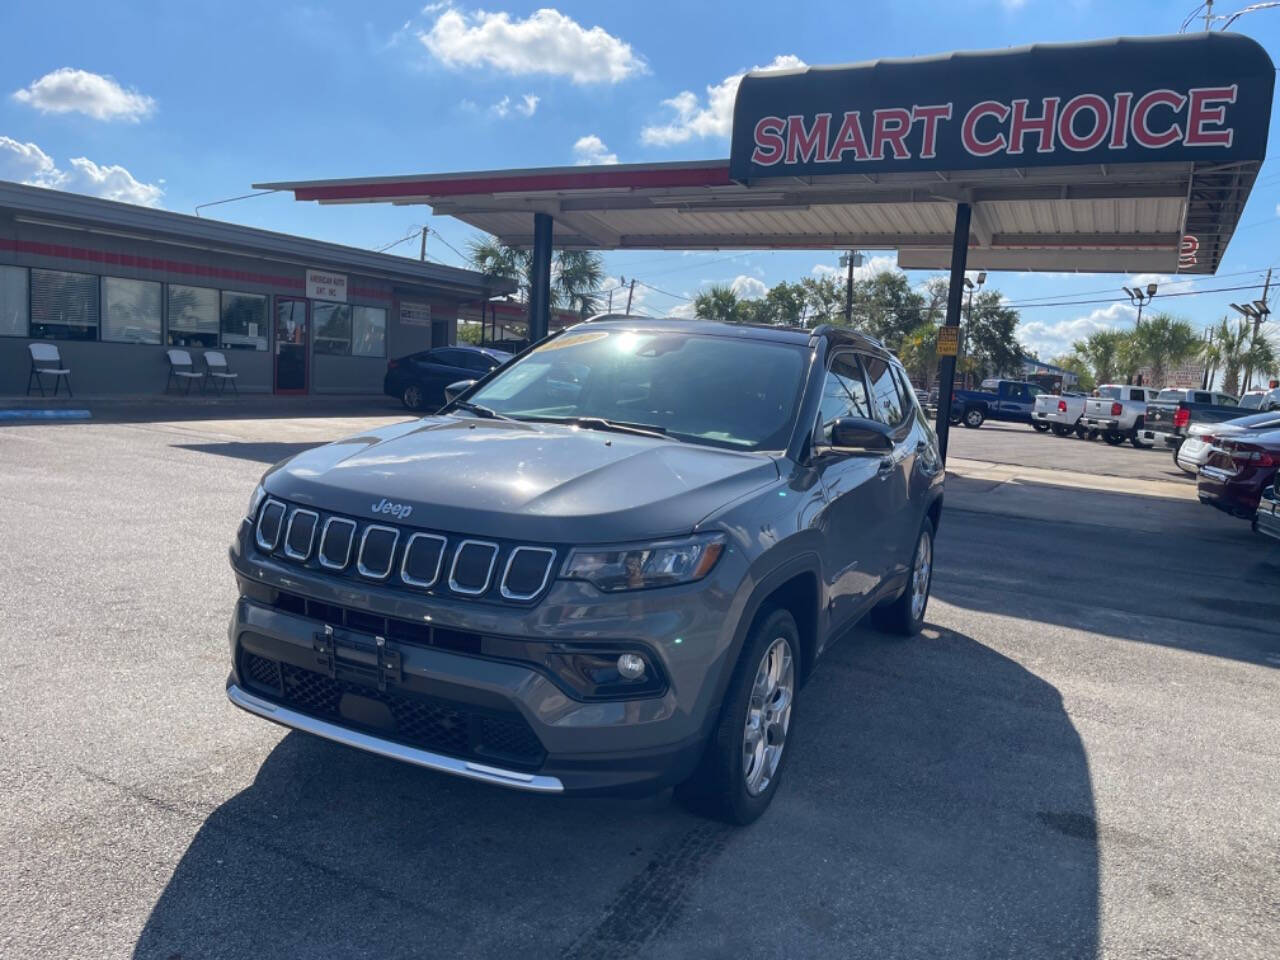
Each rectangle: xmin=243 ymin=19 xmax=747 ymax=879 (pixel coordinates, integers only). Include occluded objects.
xmin=253 ymin=499 xmax=558 ymax=604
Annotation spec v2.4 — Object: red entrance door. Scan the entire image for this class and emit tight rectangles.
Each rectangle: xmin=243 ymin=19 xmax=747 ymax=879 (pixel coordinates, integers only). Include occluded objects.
xmin=274 ymin=298 xmax=309 ymax=394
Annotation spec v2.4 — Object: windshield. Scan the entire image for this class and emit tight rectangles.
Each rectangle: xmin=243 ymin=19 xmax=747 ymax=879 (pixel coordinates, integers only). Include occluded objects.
xmin=463 ymin=328 xmax=809 ymax=450
xmin=1157 ymin=389 xmax=1183 ymax=401
xmin=1240 ymin=394 xmax=1263 ymax=409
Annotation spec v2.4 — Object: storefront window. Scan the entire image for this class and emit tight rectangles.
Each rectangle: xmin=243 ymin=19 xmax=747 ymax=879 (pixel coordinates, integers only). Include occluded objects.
xmin=352 ymin=306 xmax=386 ymax=357
xmin=101 ymin=277 xmax=162 ymax=344
xmin=30 ymin=269 xmax=98 ymax=341
xmin=168 ymin=284 xmax=220 ymax=347
xmin=0 ymin=265 xmax=27 ymax=337
xmin=313 ymin=301 xmax=352 ymax=355
xmin=220 ymin=291 xmax=268 ymax=350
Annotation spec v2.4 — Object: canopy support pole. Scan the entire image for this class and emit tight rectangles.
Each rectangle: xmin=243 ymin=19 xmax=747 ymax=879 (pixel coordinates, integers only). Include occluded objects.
xmin=529 ymin=212 xmax=553 ymax=343
xmin=934 ymin=202 xmax=971 ymax=464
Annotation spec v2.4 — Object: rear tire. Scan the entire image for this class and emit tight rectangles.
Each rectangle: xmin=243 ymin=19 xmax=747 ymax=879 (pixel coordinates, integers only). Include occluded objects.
xmin=1103 ymin=431 xmax=1125 ymax=446
xmin=1130 ymin=419 xmax=1152 ymax=448
xmin=871 ymin=517 xmax=935 ymax=636
xmin=1075 ymin=423 xmax=1090 ymax=439
xmin=962 ymin=407 xmax=985 ymax=428
xmin=402 ymin=384 xmax=424 ymax=411
xmin=676 ymin=608 xmax=799 ymax=825
xmin=1032 ymin=422 xmax=1051 ymax=433
xmin=1051 ymin=423 xmax=1074 ymax=438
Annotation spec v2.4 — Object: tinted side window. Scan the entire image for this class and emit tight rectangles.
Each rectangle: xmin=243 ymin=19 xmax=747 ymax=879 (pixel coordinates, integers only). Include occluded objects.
xmin=431 ymin=348 xmax=467 ymax=367
xmin=817 ymin=353 xmax=872 ymax=442
xmin=459 ymin=352 xmax=495 ymax=373
xmin=1129 ymin=389 xmax=1146 ymax=401
xmin=1193 ymin=392 xmax=1212 ymax=404
xmin=864 ymin=355 xmax=906 ymax=427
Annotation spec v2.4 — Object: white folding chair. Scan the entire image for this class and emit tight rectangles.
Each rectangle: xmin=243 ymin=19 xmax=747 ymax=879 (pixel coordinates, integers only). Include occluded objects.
xmin=27 ymin=343 xmax=73 ymax=397
xmin=203 ymin=350 xmax=239 ymax=395
xmin=165 ymin=349 xmax=204 ymax=394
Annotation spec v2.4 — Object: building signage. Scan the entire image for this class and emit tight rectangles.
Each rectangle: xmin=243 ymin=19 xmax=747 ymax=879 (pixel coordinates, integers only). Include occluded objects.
xmin=729 ymin=34 xmax=1273 ymax=181
xmin=936 ymin=326 xmax=959 ymax=357
xmin=399 ymin=301 xmax=432 ymax=327
xmin=306 ymin=269 xmax=347 ymax=302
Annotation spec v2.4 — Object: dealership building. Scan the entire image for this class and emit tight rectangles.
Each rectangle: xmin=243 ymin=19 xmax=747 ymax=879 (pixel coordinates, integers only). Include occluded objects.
xmin=0 ymin=181 xmax=512 ymax=396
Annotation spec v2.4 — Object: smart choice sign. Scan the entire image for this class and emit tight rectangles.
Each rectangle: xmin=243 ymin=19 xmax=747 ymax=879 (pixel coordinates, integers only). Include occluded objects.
xmin=729 ymin=34 xmax=1272 ymax=180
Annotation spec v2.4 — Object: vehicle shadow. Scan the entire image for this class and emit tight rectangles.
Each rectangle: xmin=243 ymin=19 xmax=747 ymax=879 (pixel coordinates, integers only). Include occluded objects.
xmin=132 ymin=626 xmax=1098 ymax=959
xmin=171 ymin=441 xmax=324 ymax=464
xmin=937 ymin=483 xmax=1280 ymax=666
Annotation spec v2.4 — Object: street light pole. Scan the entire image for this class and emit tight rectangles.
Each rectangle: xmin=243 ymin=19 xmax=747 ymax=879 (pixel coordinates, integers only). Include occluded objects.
xmin=840 ymin=251 xmax=862 ymax=325
xmin=960 ymin=271 xmax=986 ymax=389
xmin=1123 ymin=282 xmax=1159 ymax=325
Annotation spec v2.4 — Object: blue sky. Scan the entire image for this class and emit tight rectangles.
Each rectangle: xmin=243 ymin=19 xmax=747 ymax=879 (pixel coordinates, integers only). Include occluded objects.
xmin=3 ymin=0 xmax=1280 ymax=362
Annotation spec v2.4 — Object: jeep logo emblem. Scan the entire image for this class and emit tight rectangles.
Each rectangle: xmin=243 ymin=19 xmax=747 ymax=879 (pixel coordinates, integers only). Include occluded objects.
xmin=372 ymin=498 xmax=413 ymax=520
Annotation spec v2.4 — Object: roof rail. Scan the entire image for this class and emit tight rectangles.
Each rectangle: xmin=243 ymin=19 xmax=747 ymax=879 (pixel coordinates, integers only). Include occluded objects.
xmin=581 ymin=312 xmax=651 ymax=323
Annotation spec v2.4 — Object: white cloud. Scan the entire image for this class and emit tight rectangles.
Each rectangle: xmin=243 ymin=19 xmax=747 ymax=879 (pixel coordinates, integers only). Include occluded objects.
xmin=730 ymin=275 xmax=767 ymax=300
xmin=1016 ymin=301 xmax=1136 ymax=358
xmin=641 ymin=55 xmax=804 ymax=146
xmin=572 ymin=134 xmax=618 ymax=165
xmin=12 ymin=68 xmax=155 ymax=122
xmin=811 ymin=254 xmax=900 ymax=282
xmin=1126 ymin=273 xmax=1175 ymax=291
xmin=490 ymin=95 xmax=511 ymax=117
xmin=517 ymin=93 xmax=539 ymax=116
xmin=667 ymin=301 xmax=697 ymax=319
xmin=0 ymin=136 xmax=163 ymax=207
xmin=420 ymin=8 xmax=645 ymax=85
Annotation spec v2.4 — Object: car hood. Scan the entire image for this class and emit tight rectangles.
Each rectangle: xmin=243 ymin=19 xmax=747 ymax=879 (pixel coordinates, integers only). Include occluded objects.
xmin=264 ymin=416 xmax=781 ymax=543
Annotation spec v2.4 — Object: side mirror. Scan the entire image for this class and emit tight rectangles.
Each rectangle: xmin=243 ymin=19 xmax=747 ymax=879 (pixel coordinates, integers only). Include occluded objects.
xmin=830 ymin=416 xmax=893 ymax=451
xmin=444 ymin=379 xmax=476 ymax=404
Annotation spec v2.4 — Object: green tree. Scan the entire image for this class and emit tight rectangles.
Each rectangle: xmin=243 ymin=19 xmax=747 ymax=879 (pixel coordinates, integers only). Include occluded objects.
xmin=853 ymin=271 xmax=925 ymax=343
xmin=468 ymin=238 xmax=529 ymax=301
xmin=1128 ymin=312 xmax=1200 ymax=388
xmin=963 ymin=290 xmax=1022 ymax=379
xmin=1199 ymin=320 xmax=1226 ymax=389
xmin=468 ymin=238 xmax=605 ymax=318
xmin=1050 ymin=353 xmax=1096 ymax=393
xmin=1073 ymin=330 xmax=1128 ymax=385
xmin=1242 ymin=325 xmax=1279 ymax=392
xmin=897 ymin=321 xmax=939 ymax=385
xmin=800 ymin=275 xmax=846 ymax=326
xmin=1212 ymin=318 xmax=1279 ymax=394
xmin=693 ymin=284 xmax=744 ymax=323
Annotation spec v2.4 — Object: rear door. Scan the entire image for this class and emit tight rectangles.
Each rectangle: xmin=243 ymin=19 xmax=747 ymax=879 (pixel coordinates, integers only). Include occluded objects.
xmin=864 ymin=354 xmax=919 ymax=579
xmin=814 ymin=351 xmax=895 ymax=626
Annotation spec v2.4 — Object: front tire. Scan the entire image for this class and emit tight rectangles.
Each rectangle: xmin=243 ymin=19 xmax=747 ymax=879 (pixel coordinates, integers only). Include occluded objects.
xmin=962 ymin=407 xmax=985 ymax=428
xmin=402 ymin=384 xmax=424 ymax=411
xmin=871 ymin=516 xmax=935 ymax=636
xmin=676 ymin=608 xmax=799 ymax=825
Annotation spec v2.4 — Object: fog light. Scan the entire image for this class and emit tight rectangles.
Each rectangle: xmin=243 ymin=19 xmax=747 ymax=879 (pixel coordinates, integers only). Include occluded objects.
xmin=617 ymin=653 xmax=646 ymax=680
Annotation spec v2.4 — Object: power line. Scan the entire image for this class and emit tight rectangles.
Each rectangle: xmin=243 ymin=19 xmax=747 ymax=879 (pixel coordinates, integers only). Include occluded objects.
xmin=193 ymin=189 xmax=277 ymax=217
xmin=635 ymin=279 xmax=694 ymax=302
xmin=1003 ymin=281 xmax=1273 ymax=310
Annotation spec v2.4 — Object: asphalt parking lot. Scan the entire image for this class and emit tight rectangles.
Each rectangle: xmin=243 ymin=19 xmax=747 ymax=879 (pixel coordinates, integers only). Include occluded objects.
xmin=2 ymin=409 xmax=1278 ymax=959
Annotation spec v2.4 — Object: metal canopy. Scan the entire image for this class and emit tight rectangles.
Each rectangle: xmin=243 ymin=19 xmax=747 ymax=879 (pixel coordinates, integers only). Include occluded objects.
xmin=258 ymin=33 xmax=1273 ymax=277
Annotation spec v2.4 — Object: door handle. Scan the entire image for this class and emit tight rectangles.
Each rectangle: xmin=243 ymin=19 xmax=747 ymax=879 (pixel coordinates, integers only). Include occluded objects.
xmin=877 ymin=455 xmax=894 ymax=475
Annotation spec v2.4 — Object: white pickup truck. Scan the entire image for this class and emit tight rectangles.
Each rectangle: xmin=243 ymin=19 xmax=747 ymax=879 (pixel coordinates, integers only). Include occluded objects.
xmin=1031 ymin=392 xmax=1088 ymax=437
xmin=1080 ymin=384 xmax=1161 ymax=447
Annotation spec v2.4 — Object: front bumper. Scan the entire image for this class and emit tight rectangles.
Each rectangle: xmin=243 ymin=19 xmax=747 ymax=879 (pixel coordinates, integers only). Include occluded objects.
xmin=225 ymin=518 xmax=737 ymax=795
xmin=1253 ymin=492 xmax=1280 ymax=542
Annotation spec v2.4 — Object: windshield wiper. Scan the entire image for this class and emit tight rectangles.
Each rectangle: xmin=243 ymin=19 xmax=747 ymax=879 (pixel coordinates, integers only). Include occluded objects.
xmin=530 ymin=415 xmax=670 ymax=440
xmin=451 ymin=400 xmax=513 ymax=421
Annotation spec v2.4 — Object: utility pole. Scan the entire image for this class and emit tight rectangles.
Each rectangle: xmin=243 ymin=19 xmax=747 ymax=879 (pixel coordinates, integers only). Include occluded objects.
xmin=625 ymin=278 xmax=636 ymax=314
xmin=1230 ymin=267 xmax=1271 ymax=391
xmin=1204 ymin=0 xmax=1214 ymax=30
xmin=840 ymin=250 xmax=862 ymax=324
xmin=608 ymin=288 xmax=614 ymax=312
xmin=419 ymin=227 xmax=427 ymax=262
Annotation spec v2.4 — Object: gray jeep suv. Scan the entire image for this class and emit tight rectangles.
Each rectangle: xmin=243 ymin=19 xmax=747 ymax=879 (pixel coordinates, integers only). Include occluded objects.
xmin=226 ymin=319 xmax=943 ymax=823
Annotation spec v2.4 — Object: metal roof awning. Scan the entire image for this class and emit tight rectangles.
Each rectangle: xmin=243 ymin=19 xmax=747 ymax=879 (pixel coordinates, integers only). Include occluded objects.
xmin=258 ymin=33 xmax=1273 ymax=277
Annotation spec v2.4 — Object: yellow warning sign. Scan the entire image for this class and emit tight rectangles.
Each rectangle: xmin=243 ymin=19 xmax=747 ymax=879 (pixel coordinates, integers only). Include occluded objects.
xmin=937 ymin=326 xmax=959 ymax=357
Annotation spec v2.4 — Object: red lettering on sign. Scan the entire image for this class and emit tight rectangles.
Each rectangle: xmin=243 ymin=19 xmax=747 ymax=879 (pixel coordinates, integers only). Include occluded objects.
xmin=1131 ymin=90 xmax=1186 ymax=148
xmin=870 ymin=108 xmax=912 ymax=160
xmin=1184 ymin=85 xmax=1236 ymax=147
xmin=1109 ymin=92 xmax=1132 ymax=149
xmin=751 ymin=116 xmax=786 ymax=166
xmin=828 ymin=111 xmax=870 ymax=162
xmin=786 ymin=113 xmax=832 ymax=164
xmin=961 ymin=101 xmax=1010 ymax=157
xmin=911 ymin=104 xmax=953 ymax=159
xmin=1058 ymin=94 xmax=1110 ymax=152
xmin=1008 ymin=97 xmax=1061 ymax=154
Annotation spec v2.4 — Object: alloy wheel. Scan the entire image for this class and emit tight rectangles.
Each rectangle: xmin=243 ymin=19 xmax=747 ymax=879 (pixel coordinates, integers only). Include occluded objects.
xmin=911 ymin=529 xmax=933 ymax=622
xmin=743 ymin=637 xmax=794 ymax=796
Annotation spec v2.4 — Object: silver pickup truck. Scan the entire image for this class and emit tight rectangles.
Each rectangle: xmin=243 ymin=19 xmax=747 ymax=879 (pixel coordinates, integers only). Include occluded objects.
xmin=1081 ymin=385 xmax=1161 ymax=447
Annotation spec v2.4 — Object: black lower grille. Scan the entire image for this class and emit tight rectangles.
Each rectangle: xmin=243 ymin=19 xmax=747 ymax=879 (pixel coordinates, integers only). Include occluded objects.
xmin=239 ymin=652 xmax=545 ymax=768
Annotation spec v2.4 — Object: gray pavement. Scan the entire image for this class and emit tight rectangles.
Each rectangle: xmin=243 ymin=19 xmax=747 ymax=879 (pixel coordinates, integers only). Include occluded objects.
xmin=1 ymin=414 xmax=1277 ymax=959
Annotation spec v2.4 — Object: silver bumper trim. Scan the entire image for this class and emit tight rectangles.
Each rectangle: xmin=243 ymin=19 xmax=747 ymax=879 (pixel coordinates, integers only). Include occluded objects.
xmin=226 ymin=683 xmax=565 ymax=793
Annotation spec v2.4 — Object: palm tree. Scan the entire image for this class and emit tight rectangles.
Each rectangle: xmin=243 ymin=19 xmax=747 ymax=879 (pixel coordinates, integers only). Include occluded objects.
xmin=1199 ymin=321 xmax=1226 ymax=389
xmin=1128 ymin=312 xmax=1199 ymax=387
xmin=1073 ymin=330 xmax=1128 ymax=385
xmin=467 ymin=238 xmax=530 ymax=301
xmin=1242 ymin=325 xmax=1279 ymax=393
xmin=897 ymin=321 xmax=938 ymax=386
xmin=693 ymin=284 xmax=743 ymax=323
xmin=1214 ymin=319 xmax=1253 ymax=395
xmin=554 ymin=250 xmax=605 ymax=319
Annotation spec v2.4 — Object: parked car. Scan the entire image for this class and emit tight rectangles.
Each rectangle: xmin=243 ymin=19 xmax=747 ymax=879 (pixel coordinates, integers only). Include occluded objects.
xmin=1031 ymin=391 xmax=1087 ymax=437
xmin=1174 ymin=410 xmax=1280 ymax=476
xmin=1197 ymin=427 xmax=1280 ymax=519
xmin=1080 ymin=385 xmax=1160 ymax=447
xmin=383 ymin=345 xmax=512 ymax=411
xmin=1141 ymin=389 xmax=1242 ymax=465
xmin=1253 ymin=484 xmax=1280 ymax=543
xmin=1239 ymin=386 xmax=1280 ymax=411
xmin=950 ymin=379 xmax=1045 ymax=428
xmin=226 ymin=319 xmax=944 ymax=824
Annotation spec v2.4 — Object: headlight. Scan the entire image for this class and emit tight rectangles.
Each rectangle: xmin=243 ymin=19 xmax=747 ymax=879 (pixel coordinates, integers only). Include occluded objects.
xmin=562 ymin=533 xmax=725 ymax=592
xmin=245 ymin=483 xmax=267 ymax=521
